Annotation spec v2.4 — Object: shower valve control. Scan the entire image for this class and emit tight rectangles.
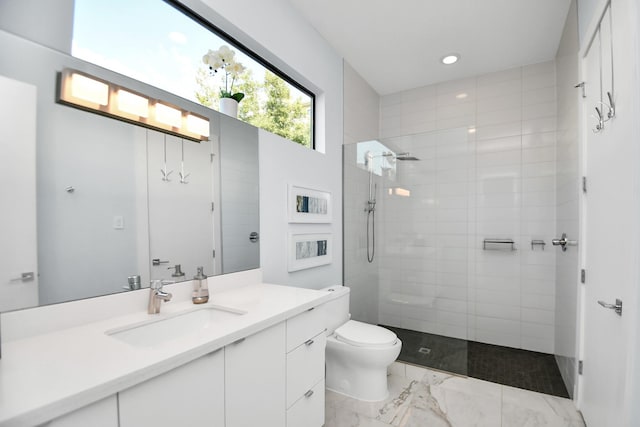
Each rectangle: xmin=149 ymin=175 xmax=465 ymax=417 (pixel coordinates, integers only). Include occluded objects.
xmin=552 ymin=233 xmax=577 ymax=252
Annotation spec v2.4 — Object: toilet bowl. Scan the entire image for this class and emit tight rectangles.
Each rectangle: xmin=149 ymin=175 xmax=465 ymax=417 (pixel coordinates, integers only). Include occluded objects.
xmin=322 ymin=286 xmax=402 ymax=402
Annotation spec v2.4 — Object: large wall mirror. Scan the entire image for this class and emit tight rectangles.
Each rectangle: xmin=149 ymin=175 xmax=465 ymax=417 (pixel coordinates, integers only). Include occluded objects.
xmin=0 ymin=25 xmax=260 ymax=312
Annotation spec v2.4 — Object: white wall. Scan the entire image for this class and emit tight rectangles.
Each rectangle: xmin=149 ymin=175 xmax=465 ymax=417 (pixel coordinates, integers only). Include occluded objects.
xmin=186 ymin=0 xmax=344 ymax=288
xmin=258 ymin=130 xmax=340 ymax=288
xmin=378 ymin=62 xmax=558 ymax=353
xmin=577 ymin=0 xmax=605 ymax=45
xmin=0 ymin=0 xmax=74 ymax=53
xmin=343 ymin=61 xmax=380 ymax=323
xmin=554 ymin=0 xmax=580 ymax=398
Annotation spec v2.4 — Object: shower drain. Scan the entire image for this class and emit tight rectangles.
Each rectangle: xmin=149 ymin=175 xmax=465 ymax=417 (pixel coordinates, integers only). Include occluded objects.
xmin=418 ymin=347 xmax=432 ymax=355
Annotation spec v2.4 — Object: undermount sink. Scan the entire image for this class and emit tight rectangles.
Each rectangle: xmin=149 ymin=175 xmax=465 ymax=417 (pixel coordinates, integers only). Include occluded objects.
xmin=106 ymin=305 xmax=247 ymax=348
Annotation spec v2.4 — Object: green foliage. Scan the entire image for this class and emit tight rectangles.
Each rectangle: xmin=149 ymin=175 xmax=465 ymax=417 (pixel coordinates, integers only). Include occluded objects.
xmin=194 ymin=68 xmax=217 ymax=108
xmin=194 ymin=67 xmax=311 ymax=148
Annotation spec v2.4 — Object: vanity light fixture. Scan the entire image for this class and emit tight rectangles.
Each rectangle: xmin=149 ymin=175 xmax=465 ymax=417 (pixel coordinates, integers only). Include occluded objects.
xmin=154 ymin=102 xmax=182 ymax=129
xmin=116 ymin=89 xmax=149 ymax=118
xmin=187 ymin=114 xmax=210 ymax=137
xmin=57 ymin=68 xmax=209 ymax=141
xmin=441 ymin=54 xmax=460 ymax=65
xmin=66 ymin=72 xmax=109 ymax=107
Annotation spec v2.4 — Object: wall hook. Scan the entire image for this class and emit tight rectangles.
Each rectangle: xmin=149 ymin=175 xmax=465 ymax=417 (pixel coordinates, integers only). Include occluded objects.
xmin=606 ymin=91 xmax=615 ymax=119
xmin=592 ymin=106 xmax=604 ymax=133
xmin=179 ymin=139 xmax=190 ymax=184
xmin=160 ymin=166 xmax=173 ymax=181
xmin=161 ymin=135 xmax=173 ymax=182
xmin=598 ymin=101 xmax=613 ymax=122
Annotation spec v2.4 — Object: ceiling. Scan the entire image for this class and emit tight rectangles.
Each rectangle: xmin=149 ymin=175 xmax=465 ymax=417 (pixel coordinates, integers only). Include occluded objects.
xmin=287 ymin=0 xmax=572 ymax=95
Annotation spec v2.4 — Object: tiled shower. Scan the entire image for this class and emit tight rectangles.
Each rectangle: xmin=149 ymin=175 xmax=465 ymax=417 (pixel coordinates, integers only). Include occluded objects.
xmin=344 ymin=60 xmax=571 ymax=376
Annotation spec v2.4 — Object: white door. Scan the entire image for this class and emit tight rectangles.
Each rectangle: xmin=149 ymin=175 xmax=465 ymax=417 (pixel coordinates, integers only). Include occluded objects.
xmin=0 ymin=75 xmax=38 ymax=311
xmin=579 ymin=6 xmax=634 ymax=425
xmin=218 ymin=115 xmax=260 ymax=273
xmin=147 ymin=131 xmax=215 ymax=281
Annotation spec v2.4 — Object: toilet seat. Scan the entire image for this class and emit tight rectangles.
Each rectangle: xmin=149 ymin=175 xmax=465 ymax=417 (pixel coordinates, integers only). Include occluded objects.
xmin=334 ymin=320 xmax=397 ymax=348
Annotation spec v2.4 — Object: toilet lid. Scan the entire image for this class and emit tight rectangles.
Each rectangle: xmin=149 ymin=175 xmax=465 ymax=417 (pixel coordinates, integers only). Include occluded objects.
xmin=334 ymin=320 xmax=397 ymax=348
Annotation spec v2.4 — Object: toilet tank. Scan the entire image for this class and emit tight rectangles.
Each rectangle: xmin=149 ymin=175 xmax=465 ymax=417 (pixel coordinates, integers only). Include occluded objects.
xmin=320 ymin=285 xmax=350 ymax=334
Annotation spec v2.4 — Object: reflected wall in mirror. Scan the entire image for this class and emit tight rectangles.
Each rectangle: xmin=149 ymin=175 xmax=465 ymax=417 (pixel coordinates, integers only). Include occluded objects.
xmin=0 ymin=29 xmax=260 ymax=312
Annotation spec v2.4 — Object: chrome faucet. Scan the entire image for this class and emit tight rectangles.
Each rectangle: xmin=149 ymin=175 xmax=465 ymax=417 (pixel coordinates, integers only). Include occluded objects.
xmin=148 ymin=280 xmax=173 ymax=314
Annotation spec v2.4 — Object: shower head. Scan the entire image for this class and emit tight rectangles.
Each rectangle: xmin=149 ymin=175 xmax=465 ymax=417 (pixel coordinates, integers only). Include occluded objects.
xmin=395 ymin=152 xmax=420 ymax=161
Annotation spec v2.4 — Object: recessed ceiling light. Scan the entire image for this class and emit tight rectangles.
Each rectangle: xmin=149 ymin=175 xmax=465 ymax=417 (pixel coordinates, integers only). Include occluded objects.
xmin=441 ymin=54 xmax=460 ymax=65
xmin=456 ymin=92 xmax=468 ymax=99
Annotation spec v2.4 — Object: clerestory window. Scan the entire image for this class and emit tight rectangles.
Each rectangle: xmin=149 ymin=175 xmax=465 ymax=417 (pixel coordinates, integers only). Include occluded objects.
xmin=72 ymin=0 xmax=315 ymax=148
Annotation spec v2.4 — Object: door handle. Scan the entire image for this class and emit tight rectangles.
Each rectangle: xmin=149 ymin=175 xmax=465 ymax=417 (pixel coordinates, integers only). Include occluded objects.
xmin=249 ymin=232 xmax=259 ymax=243
xmin=9 ymin=272 xmax=35 ymax=282
xmin=551 ymin=233 xmax=577 ymax=252
xmin=598 ymin=299 xmax=622 ymax=316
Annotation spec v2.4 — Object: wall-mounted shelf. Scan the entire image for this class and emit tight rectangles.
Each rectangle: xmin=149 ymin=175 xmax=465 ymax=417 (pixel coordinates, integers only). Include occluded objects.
xmin=483 ymin=238 xmax=516 ymax=251
xmin=531 ymin=239 xmax=546 ymax=251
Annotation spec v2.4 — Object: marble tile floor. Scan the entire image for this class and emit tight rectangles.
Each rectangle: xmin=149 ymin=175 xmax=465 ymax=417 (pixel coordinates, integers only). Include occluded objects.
xmin=325 ymin=362 xmax=585 ymax=427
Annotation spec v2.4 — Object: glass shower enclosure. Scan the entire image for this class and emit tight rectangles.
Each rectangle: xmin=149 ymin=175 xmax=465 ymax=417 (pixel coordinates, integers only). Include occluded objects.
xmin=343 ymin=127 xmax=472 ymax=375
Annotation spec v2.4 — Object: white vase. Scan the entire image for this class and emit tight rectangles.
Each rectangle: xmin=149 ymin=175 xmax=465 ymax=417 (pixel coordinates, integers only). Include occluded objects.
xmin=219 ymin=97 xmax=239 ymax=118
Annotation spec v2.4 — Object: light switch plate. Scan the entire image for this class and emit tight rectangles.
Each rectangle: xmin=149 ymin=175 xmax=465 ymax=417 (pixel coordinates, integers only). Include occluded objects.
xmin=113 ymin=215 xmax=124 ymax=230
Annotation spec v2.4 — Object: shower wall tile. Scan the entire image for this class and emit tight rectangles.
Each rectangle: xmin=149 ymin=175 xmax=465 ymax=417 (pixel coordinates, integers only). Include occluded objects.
xmin=523 ymin=102 xmax=557 ymax=120
xmin=436 ymin=77 xmax=476 ymax=96
xmin=523 ymin=86 xmax=556 ymax=106
xmin=522 ymin=293 xmax=556 ymax=310
xmin=372 ymin=60 xmax=557 ymax=352
xmin=523 ymin=71 xmax=556 ymax=92
xmin=475 ymin=122 xmax=523 ymax=141
xmin=523 ymin=60 xmax=556 ymax=76
xmin=477 ymin=92 xmax=522 ymax=113
xmin=477 ymin=79 xmax=522 ymax=100
xmin=522 ymin=278 xmax=555 ymax=295
xmin=522 ymin=131 xmax=556 ymax=147
xmin=477 ymin=108 xmax=522 ymax=127
xmin=476 ymin=302 xmax=521 ymax=321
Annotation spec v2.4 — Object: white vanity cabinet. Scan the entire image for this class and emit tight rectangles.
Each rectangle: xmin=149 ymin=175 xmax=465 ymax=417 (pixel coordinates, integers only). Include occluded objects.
xmin=225 ymin=322 xmax=286 ymax=427
xmin=24 ymin=297 xmax=329 ymax=427
xmin=285 ymin=307 xmax=326 ymax=427
xmin=118 ymin=348 xmax=225 ymax=427
xmin=39 ymin=396 xmax=118 ymax=427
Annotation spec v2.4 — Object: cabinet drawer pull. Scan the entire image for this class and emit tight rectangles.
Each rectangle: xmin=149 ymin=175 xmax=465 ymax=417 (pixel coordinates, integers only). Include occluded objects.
xmin=307 ymin=307 xmax=315 ymax=312
xmin=304 ymin=339 xmax=314 ymax=346
xmin=304 ymin=389 xmax=314 ymax=398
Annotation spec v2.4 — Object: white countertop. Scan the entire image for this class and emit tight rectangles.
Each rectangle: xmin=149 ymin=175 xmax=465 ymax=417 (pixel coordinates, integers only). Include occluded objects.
xmin=0 ymin=279 xmax=333 ymax=427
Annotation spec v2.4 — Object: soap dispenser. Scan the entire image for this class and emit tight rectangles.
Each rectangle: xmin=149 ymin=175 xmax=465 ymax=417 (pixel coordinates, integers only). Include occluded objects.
xmin=192 ymin=266 xmax=209 ymax=304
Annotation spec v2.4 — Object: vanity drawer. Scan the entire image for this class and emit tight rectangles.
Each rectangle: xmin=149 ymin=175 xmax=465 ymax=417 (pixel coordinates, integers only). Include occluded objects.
xmin=286 ymin=331 xmax=326 ymax=408
xmin=286 ymin=305 xmax=325 ymax=352
xmin=286 ymin=379 xmax=325 ymax=427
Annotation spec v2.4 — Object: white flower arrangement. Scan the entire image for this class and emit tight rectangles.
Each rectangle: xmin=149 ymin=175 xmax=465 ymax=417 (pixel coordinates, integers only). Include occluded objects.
xmin=202 ymin=45 xmax=246 ymax=102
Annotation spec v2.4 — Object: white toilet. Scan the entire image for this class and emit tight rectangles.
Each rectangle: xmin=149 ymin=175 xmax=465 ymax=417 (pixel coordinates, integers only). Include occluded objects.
xmin=322 ymin=286 xmax=402 ymax=402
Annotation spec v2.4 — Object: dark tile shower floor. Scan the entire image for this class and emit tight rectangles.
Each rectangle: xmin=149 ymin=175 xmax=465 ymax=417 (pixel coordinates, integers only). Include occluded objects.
xmin=382 ymin=325 xmax=570 ymax=398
